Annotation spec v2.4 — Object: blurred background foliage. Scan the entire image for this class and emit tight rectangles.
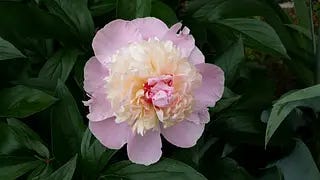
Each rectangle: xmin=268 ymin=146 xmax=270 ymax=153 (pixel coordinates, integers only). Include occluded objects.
xmin=1 ymin=0 xmax=320 ymax=179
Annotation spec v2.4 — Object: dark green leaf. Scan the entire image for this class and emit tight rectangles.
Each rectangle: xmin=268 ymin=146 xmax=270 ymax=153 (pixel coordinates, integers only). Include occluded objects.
xmin=117 ymin=0 xmax=151 ymax=19
xmin=102 ymin=158 xmax=207 ymax=180
xmin=273 ymin=140 xmax=320 ymax=180
xmin=212 ymin=88 xmax=241 ymax=113
xmin=215 ymin=38 xmax=244 ymax=84
xmin=90 ymin=0 xmax=116 ymax=17
xmin=0 ymin=123 xmax=22 ymax=155
xmin=135 ymin=0 xmax=151 ymax=18
xmin=0 ymin=36 xmax=25 ymax=61
xmin=259 ymin=166 xmax=284 ymax=180
xmin=211 ymin=18 xmax=288 ymax=58
xmin=50 ymin=80 xmax=84 ymax=162
xmin=27 ymin=164 xmax=54 ymax=180
xmin=80 ymin=128 xmax=116 ymax=179
xmin=285 ymin=24 xmax=312 ymax=40
xmin=293 ymin=0 xmax=311 ymax=29
xmin=0 ymin=155 xmax=42 ymax=179
xmin=203 ymin=157 xmax=254 ymax=180
xmin=151 ymin=0 xmax=178 ymax=26
xmin=42 ymin=155 xmax=78 ymax=180
xmin=39 ymin=49 xmax=81 ymax=83
xmin=213 ymin=112 xmax=265 ymax=145
xmin=265 ymin=84 xmax=320 ymax=146
xmin=192 ymin=0 xmax=273 ymax=21
xmin=7 ymin=118 xmax=49 ymax=158
xmin=0 ymin=85 xmax=57 ymax=118
xmin=42 ymin=0 xmax=94 ymax=43
xmin=0 ymin=2 xmax=78 ymax=47
xmin=12 ymin=78 xmax=57 ymax=95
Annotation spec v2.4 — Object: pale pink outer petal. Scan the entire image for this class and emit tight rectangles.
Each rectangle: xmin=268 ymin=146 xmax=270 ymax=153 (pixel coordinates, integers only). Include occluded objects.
xmin=189 ymin=47 xmax=205 ymax=65
xmin=161 ymin=120 xmax=205 ymax=148
xmin=92 ymin=19 xmax=142 ymax=66
xmin=89 ymin=117 xmax=129 ymax=149
xmin=127 ymin=130 xmax=162 ymax=165
xmin=194 ymin=63 xmax=225 ymax=109
xmin=131 ymin=17 xmax=169 ymax=40
xmin=83 ymin=57 xmax=108 ymax=94
xmin=187 ymin=109 xmax=210 ymax=125
xmin=198 ymin=108 xmax=210 ymax=124
xmin=85 ymin=91 xmax=113 ymax=122
xmin=162 ymin=23 xmax=195 ymax=58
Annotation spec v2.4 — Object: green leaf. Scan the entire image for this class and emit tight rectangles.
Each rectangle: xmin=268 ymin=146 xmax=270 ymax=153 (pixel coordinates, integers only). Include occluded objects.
xmin=265 ymin=84 xmax=320 ymax=146
xmin=50 ymin=80 xmax=84 ymax=163
xmin=0 ymin=85 xmax=57 ymax=118
xmin=7 ymin=118 xmax=49 ymax=158
xmin=203 ymin=158 xmax=254 ymax=180
xmin=102 ymin=158 xmax=207 ymax=180
xmin=192 ymin=0 xmax=273 ymax=21
xmin=90 ymin=0 xmax=116 ymax=17
xmin=42 ymin=155 xmax=78 ymax=180
xmin=273 ymin=140 xmax=320 ymax=180
xmin=211 ymin=18 xmax=288 ymax=58
xmin=80 ymin=128 xmax=116 ymax=179
xmin=215 ymin=38 xmax=244 ymax=84
xmin=0 ymin=36 xmax=25 ymax=61
xmin=0 ymin=2 xmax=78 ymax=47
xmin=213 ymin=112 xmax=265 ymax=145
xmin=293 ymin=0 xmax=311 ymax=29
xmin=42 ymin=0 xmax=94 ymax=43
xmin=0 ymin=123 xmax=23 ymax=155
xmin=212 ymin=88 xmax=241 ymax=113
xmin=259 ymin=167 xmax=284 ymax=180
xmin=117 ymin=0 xmax=151 ymax=19
xmin=12 ymin=78 xmax=57 ymax=95
xmin=0 ymin=155 xmax=42 ymax=179
xmin=285 ymin=24 xmax=312 ymax=40
xmin=135 ymin=0 xmax=151 ymax=18
xmin=39 ymin=49 xmax=81 ymax=83
xmin=151 ymin=0 xmax=178 ymax=26
xmin=27 ymin=164 xmax=54 ymax=180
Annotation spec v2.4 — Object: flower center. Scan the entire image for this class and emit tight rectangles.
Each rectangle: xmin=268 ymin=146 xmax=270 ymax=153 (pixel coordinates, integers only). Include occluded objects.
xmin=106 ymin=39 xmax=202 ymax=135
xmin=143 ymin=75 xmax=174 ymax=108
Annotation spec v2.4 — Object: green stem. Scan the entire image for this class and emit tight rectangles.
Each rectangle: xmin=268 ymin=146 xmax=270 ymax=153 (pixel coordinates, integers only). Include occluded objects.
xmin=316 ymin=27 xmax=320 ymax=84
xmin=309 ymin=0 xmax=316 ymax=55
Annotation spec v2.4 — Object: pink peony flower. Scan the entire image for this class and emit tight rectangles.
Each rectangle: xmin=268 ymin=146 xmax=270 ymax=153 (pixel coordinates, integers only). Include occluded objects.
xmin=83 ymin=17 xmax=224 ymax=165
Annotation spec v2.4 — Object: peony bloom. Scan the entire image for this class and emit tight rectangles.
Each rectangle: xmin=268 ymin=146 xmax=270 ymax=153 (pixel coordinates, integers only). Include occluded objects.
xmin=83 ymin=17 xmax=224 ymax=165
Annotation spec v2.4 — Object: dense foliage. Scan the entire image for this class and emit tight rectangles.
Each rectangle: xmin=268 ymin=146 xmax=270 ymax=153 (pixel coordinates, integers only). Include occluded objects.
xmin=1 ymin=0 xmax=320 ymax=179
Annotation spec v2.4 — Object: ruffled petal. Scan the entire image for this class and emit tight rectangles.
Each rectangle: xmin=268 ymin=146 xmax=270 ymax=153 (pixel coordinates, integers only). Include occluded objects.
xmin=194 ymin=63 xmax=224 ymax=109
xmin=127 ymin=130 xmax=162 ymax=165
xmin=162 ymin=120 xmax=204 ymax=148
xmin=162 ymin=23 xmax=195 ymax=58
xmin=186 ymin=109 xmax=210 ymax=125
xmin=131 ymin=17 xmax=169 ymax=40
xmin=83 ymin=57 xmax=109 ymax=94
xmin=89 ymin=118 xmax=129 ymax=149
xmin=189 ymin=47 xmax=205 ymax=65
xmin=92 ymin=19 xmax=142 ymax=66
xmin=85 ymin=91 xmax=113 ymax=122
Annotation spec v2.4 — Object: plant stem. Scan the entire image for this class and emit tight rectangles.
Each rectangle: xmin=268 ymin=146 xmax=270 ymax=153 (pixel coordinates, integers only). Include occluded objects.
xmin=309 ymin=0 xmax=316 ymax=55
